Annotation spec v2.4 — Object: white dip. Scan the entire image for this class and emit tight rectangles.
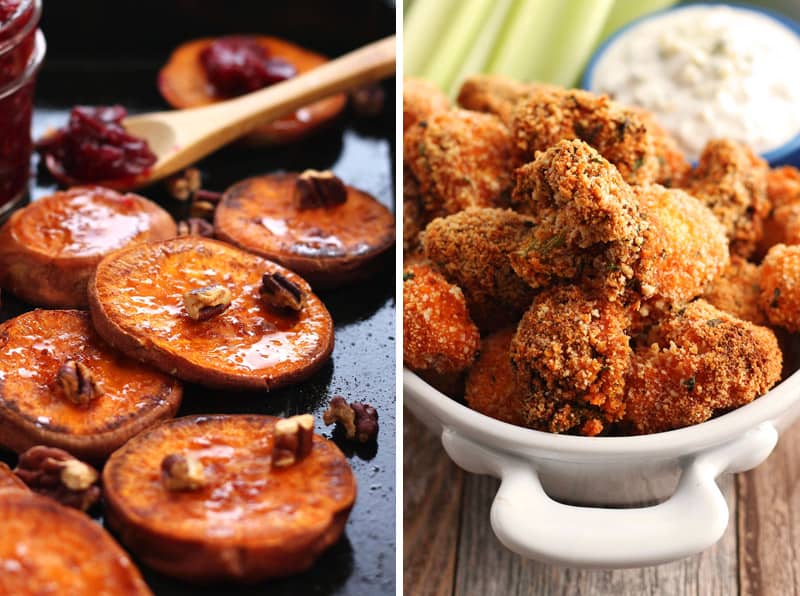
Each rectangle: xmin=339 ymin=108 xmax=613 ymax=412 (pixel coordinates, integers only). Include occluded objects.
xmin=591 ymin=5 xmax=800 ymax=160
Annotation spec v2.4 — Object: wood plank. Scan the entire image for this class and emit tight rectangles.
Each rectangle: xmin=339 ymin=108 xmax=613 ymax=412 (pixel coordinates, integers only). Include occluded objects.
xmin=454 ymin=473 xmax=738 ymax=595
xmin=403 ymin=408 xmax=465 ymax=596
xmin=738 ymin=421 xmax=800 ymax=596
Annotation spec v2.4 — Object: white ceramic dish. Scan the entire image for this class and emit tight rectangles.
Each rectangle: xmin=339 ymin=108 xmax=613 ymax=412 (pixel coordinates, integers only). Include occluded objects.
xmin=404 ymin=364 xmax=800 ymax=568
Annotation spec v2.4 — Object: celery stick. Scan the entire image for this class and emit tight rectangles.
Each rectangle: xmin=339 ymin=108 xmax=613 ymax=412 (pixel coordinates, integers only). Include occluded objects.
xmin=422 ymin=0 xmax=497 ymax=92
xmin=487 ymin=0 xmax=563 ymax=83
xmin=597 ymin=0 xmax=676 ymax=46
xmin=449 ymin=0 xmax=516 ymax=97
xmin=539 ymin=0 xmax=615 ymax=87
xmin=404 ymin=0 xmax=462 ymax=76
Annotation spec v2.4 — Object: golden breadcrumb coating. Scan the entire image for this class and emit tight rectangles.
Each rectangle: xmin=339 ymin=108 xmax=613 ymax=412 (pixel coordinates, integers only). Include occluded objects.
xmin=403 ymin=166 xmax=425 ymax=255
xmin=682 ymin=139 xmax=769 ymax=258
xmin=704 ymin=256 xmax=766 ymax=325
xmin=403 ymin=76 xmax=450 ymax=133
xmin=760 ymin=243 xmax=800 ymax=332
xmin=625 ymin=300 xmax=781 ymax=434
xmin=404 ymin=109 xmax=513 ymax=221
xmin=403 ymin=264 xmax=480 ymax=374
xmin=456 ymin=74 xmax=556 ymax=127
xmin=509 ymin=87 xmax=659 ymax=185
xmin=510 ymin=285 xmax=632 ymax=435
xmin=423 ymin=208 xmax=536 ymax=331
xmin=509 ymin=140 xmax=646 ymax=296
xmin=465 ymin=328 xmax=527 ymax=426
xmin=628 ymin=107 xmax=691 ymax=187
xmin=759 ymin=167 xmax=800 ymax=255
xmin=634 ymin=184 xmax=729 ymax=315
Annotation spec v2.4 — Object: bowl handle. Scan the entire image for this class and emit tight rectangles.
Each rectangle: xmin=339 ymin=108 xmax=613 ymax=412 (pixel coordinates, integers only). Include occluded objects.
xmin=440 ymin=422 xmax=778 ymax=568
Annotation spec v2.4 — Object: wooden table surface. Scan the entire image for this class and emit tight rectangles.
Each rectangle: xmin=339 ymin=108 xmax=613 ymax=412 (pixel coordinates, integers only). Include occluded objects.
xmin=403 ymin=408 xmax=800 ymax=596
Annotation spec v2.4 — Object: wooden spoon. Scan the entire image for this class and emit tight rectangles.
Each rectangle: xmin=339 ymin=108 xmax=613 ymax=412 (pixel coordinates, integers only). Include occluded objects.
xmin=119 ymin=35 xmax=395 ymax=189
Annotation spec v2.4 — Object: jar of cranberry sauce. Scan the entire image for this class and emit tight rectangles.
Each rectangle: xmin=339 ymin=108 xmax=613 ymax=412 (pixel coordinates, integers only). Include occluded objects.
xmin=0 ymin=0 xmax=43 ymax=216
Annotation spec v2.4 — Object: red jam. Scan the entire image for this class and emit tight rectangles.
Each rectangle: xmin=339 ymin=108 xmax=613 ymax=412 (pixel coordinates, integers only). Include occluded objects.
xmin=0 ymin=0 xmax=37 ymax=87
xmin=0 ymin=0 xmax=41 ymax=213
xmin=36 ymin=105 xmax=157 ymax=183
xmin=200 ymin=36 xmax=296 ymax=97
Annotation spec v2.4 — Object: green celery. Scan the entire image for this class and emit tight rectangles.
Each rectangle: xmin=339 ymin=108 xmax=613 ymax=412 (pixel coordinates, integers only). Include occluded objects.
xmin=597 ymin=0 xmax=677 ymax=47
xmin=449 ymin=0 xmax=516 ymax=97
xmin=539 ymin=0 xmax=615 ymax=86
xmin=422 ymin=0 xmax=497 ymax=92
xmin=404 ymin=0 xmax=462 ymax=76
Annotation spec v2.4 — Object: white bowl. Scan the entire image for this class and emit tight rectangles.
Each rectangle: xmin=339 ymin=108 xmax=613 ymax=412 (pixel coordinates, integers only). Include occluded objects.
xmin=404 ymin=364 xmax=800 ymax=568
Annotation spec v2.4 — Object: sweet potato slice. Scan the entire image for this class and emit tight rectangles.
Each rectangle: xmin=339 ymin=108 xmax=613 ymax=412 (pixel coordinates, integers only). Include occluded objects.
xmin=103 ymin=414 xmax=356 ymax=582
xmin=0 ymin=462 xmax=27 ymax=493
xmin=0 ymin=310 xmax=182 ymax=461
xmin=88 ymin=237 xmax=334 ymax=390
xmin=0 ymin=186 xmax=176 ymax=307
xmin=158 ymin=37 xmax=347 ymax=145
xmin=0 ymin=491 xmax=152 ymax=595
xmin=214 ymin=173 xmax=395 ymax=287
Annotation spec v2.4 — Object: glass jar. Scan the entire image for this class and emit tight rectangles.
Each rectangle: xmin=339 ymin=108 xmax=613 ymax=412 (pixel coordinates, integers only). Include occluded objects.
xmin=0 ymin=0 xmax=40 ymax=87
xmin=0 ymin=0 xmax=43 ymax=216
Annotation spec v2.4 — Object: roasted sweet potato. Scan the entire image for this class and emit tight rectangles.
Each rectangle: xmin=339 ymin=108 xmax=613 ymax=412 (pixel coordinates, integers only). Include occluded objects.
xmin=0 ymin=491 xmax=152 ymax=595
xmin=88 ymin=237 xmax=334 ymax=390
xmin=103 ymin=414 xmax=356 ymax=583
xmin=158 ymin=36 xmax=347 ymax=145
xmin=214 ymin=173 xmax=395 ymax=288
xmin=0 ymin=186 xmax=176 ymax=307
xmin=0 ymin=462 xmax=27 ymax=493
xmin=0 ymin=309 xmax=182 ymax=461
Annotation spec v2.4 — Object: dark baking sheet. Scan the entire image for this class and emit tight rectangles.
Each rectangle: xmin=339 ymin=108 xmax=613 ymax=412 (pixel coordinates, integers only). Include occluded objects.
xmin=0 ymin=1 xmax=396 ymax=594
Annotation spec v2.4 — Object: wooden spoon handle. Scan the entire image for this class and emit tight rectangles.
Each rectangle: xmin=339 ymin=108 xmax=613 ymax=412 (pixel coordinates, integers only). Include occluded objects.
xmin=138 ymin=35 xmax=395 ymax=179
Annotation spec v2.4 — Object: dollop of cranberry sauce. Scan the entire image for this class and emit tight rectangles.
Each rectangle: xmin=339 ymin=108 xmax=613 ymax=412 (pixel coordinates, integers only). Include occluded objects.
xmin=200 ymin=36 xmax=296 ymax=97
xmin=36 ymin=105 xmax=157 ymax=183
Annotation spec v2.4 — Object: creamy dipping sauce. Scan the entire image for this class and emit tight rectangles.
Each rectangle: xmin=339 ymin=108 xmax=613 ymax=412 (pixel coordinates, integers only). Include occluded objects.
xmin=591 ymin=5 xmax=800 ymax=160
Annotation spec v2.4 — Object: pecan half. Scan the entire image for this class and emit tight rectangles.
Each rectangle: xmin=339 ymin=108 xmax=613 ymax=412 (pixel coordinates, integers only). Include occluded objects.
xmin=273 ymin=414 xmax=315 ymax=468
xmin=183 ymin=285 xmax=232 ymax=321
xmin=260 ymin=272 xmax=306 ymax=312
xmin=161 ymin=453 xmax=206 ymax=491
xmin=294 ymin=169 xmax=348 ymax=210
xmin=57 ymin=360 xmax=103 ymax=406
xmin=322 ymin=396 xmax=379 ymax=442
xmin=177 ymin=217 xmax=215 ymax=238
xmin=166 ymin=167 xmax=202 ymax=201
xmin=14 ymin=446 xmax=101 ymax=511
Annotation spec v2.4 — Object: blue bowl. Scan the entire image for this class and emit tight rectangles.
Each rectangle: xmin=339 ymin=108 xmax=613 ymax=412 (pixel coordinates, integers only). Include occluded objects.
xmin=581 ymin=2 xmax=800 ymax=167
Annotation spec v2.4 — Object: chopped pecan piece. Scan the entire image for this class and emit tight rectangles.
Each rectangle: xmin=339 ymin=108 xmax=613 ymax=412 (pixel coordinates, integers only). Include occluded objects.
xmin=294 ymin=169 xmax=348 ymax=210
xmin=272 ymin=414 xmax=315 ymax=468
xmin=14 ymin=446 xmax=101 ymax=511
xmin=183 ymin=284 xmax=232 ymax=321
xmin=166 ymin=167 xmax=202 ymax=201
xmin=323 ymin=396 xmax=379 ymax=443
xmin=57 ymin=360 xmax=103 ymax=406
xmin=260 ymin=272 xmax=306 ymax=312
xmin=161 ymin=453 xmax=206 ymax=491
xmin=177 ymin=217 xmax=215 ymax=238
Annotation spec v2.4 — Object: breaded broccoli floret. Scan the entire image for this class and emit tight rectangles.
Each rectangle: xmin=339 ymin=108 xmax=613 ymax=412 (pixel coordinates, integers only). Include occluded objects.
xmin=404 ymin=109 xmax=513 ymax=221
xmin=509 ymin=87 xmax=660 ymax=185
xmin=509 ymin=140 xmax=647 ymax=297
xmin=760 ymin=243 xmax=800 ymax=332
xmin=625 ymin=300 xmax=781 ymax=434
xmin=682 ymin=139 xmax=769 ymax=258
xmin=510 ymin=285 xmax=633 ymax=435
xmin=704 ymin=256 xmax=765 ymax=326
xmin=423 ymin=207 xmax=536 ymax=331
xmin=403 ymin=264 xmax=480 ymax=374
xmin=403 ymin=76 xmax=450 ymax=132
xmin=465 ymin=328 xmax=527 ymax=426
